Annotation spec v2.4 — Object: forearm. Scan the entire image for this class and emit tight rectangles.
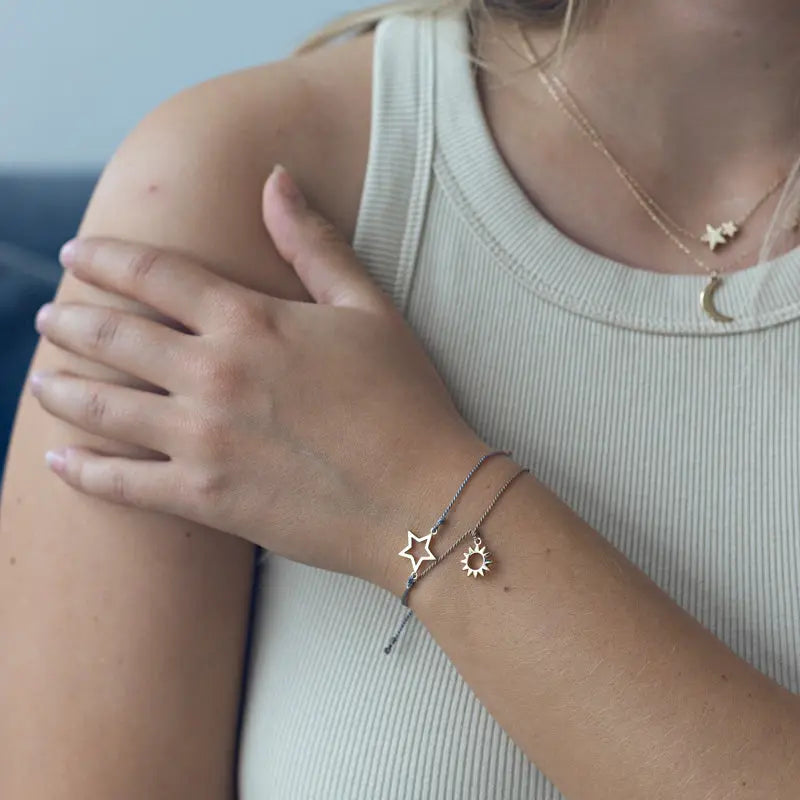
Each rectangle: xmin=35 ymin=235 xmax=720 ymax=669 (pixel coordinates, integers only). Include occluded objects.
xmin=376 ymin=438 xmax=800 ymax=800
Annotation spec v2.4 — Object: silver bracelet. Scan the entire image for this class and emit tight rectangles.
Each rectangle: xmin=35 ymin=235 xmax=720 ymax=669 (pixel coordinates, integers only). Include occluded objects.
xmin=383 ymin=449 xmax=526 ymax=655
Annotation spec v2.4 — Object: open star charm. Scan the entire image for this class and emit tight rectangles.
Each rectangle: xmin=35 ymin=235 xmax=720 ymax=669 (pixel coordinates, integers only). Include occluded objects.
xmin=398 ymin=529 xmax=437 ymax=573
xmin=700 ymin=220 xmax=738 ymax=251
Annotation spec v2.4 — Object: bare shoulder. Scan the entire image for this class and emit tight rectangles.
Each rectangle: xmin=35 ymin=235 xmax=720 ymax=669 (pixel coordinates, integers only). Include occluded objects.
xmin=85 ymin=31 xmax=375 ymax=300
xmin=0 ymin=30 xmax=375 ymax=799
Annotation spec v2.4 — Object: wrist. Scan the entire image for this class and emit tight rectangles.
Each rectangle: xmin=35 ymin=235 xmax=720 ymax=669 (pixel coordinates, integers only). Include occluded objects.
xmin=369 ymin=424 xmax=517 ymax=598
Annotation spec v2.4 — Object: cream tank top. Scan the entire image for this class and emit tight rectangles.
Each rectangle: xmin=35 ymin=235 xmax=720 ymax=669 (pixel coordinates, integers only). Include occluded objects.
xmin=237 ymin=10 xmax=800 ymax=799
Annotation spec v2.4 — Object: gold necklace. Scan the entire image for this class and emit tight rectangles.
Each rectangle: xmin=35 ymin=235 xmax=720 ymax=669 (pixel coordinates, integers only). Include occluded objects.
xmin=515 ymin=22 xmax=791 ymax=323
xmin=544 ymin=70 xmax=786 ymax=253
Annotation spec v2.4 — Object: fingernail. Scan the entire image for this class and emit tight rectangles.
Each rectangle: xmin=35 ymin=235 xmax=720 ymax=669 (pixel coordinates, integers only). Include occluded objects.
xmin=29 ymin=370 xmax=51 ymax=396
xmin=272 ymin=164 xmax=306 ymax=209
xmin=45 ymin=449 xmax=66 ymax=472
xmin=35 ymin=303 xmax=53 ymax=331
xmin=59 ymin=239 xmax=78 ymax=268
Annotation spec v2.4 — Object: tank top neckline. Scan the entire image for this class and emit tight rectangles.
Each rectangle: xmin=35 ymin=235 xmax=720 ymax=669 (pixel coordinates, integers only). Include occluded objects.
xmin=430 ymin=10 xmax=800 ymax=335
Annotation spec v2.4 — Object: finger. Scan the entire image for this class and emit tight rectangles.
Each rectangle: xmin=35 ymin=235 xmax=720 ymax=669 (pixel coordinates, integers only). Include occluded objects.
xmin=58 ymin=236 xmax=259 ymax=333
xmin=31 ymin=371 xmax=179 ymax=455
xmin=35 ymin=302 xmax=198 ymax=393
xmin=44 ymin=445 xmax=187 ymax=517
xmin=262 ymin=165 xmax=395 ymax=315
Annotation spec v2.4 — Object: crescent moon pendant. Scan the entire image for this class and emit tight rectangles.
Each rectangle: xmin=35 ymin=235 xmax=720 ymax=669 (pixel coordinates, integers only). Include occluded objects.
xmin=700 ymin=274 xmax=735 ymax=323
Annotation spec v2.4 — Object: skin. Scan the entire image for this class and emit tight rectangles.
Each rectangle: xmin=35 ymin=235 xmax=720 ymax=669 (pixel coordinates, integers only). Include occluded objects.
xmin=383 ymin=462 xmax=800 ymax=798
xmin=3 ymin=0 xmax=800 ymax=796
xmin=27 ymin=173 xmax=478 ymax=585
xmin=479 ymin=0 xmax=800 ymax=275
xmin=24 ymin=169 xmax=800 ymax=800
xmin=0 ymin=34 xmax=373 ymax=799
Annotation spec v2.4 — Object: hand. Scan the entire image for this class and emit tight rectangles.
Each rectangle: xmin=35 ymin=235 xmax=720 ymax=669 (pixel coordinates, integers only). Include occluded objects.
xmin=30 ymin=165 xmax=488 ymax=590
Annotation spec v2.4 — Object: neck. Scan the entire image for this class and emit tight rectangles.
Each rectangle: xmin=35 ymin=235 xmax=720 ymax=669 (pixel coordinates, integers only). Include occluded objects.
xmin=571 ymin=0 xmax=800 ymax=161
xmin=474 ymin=3 xmax=800 ymax=275
xmin=488 ymin=1 xmax=800 ymax=217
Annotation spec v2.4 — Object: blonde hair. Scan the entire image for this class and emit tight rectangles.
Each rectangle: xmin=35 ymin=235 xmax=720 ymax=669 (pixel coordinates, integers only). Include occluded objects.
xmin=295 ymin=1 xmax=454 ymax=53
xmin=297 ymin=0 xmax=800 ymax=312
xmin=295 ymin=1 xmax=588 ymax=66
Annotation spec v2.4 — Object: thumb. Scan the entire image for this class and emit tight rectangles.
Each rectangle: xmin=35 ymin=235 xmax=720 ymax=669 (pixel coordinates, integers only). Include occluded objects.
xmin=262 ymin=164 xmax=390 ymax=313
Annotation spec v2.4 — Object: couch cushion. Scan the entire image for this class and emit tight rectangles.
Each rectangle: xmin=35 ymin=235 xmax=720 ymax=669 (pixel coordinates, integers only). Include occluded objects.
xmin=0 ymin=242 xmax=63 ymax=483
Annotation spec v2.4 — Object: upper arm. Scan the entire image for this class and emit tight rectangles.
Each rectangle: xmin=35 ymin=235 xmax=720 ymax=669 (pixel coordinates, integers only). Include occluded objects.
xmin=0 ymin=33 xmax=371 ymax=799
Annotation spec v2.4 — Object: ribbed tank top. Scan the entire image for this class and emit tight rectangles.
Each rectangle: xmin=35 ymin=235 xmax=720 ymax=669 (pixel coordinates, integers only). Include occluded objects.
xmin=237 ymin=11 xmax=800 ymax=798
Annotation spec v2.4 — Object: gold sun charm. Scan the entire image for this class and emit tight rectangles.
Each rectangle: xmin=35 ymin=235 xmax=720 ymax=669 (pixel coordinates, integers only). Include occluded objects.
xmin=461 ymin=536 xmax=492 ymax=578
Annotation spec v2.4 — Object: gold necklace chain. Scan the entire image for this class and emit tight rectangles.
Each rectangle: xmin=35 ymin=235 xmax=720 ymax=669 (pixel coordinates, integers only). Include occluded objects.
xmin=545 ymin=69 xmax=787 ymax=248
xmin=522 ymin=55 xmax=713 ymax=273
xmin=515 ymin=21 xmax=783 ymax=280
xmin=514 ymin=22 xmax=798 ymax=322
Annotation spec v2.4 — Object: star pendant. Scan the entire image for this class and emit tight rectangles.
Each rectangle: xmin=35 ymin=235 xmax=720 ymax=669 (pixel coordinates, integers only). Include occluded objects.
xmin=700 ymin=223 xmax=727 ymax=251
xmin=398 ymin=529 xmax=437 ymax=573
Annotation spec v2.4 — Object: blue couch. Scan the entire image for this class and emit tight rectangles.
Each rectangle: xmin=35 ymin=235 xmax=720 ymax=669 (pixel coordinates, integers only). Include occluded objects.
xmin=0 ymin=170 xmax=101 ymax=484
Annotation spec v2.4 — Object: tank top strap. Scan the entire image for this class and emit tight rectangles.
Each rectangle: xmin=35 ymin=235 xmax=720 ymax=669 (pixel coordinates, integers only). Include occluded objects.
xmin=352 ymin=12 xmax=438 ymax=314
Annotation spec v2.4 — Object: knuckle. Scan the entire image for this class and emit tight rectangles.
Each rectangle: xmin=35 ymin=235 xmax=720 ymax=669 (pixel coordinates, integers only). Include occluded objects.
xmin=189 ymin=464 xmax=229 ymax=503
xmin=90 ymin=311 xmax=120 ymax=351
xmin=215 ymin=288 xmax=279 ymax=336
xmin=312 ymin=220 xmax=352 ymax=264
xmin=203 ymin=285 xmax=242 ymax=324
xmin=237 ymin=296 xmax=278 ymax=334
xmin=312 ymin=217 xmax=342 ymax=247
xmin=83 ymin=388 xmax=108 ymax=427
xmin=109 ymin=470 xmax=129 ymax=504
xmin=126 ymin=247 xmax=161 ymax=283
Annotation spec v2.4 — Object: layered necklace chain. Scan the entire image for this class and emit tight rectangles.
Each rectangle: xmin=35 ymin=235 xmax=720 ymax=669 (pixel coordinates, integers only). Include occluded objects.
xmin=515 ymin=22 xmax=792 ymax=323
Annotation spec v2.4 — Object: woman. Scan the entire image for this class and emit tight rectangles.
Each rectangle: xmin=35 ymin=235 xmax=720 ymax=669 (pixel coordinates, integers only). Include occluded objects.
xmin=2 ymin=0 xmax=800 ymax=797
